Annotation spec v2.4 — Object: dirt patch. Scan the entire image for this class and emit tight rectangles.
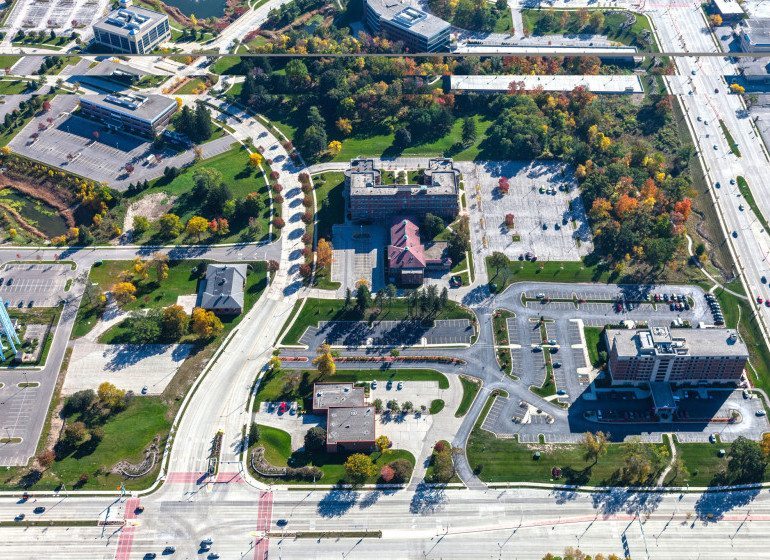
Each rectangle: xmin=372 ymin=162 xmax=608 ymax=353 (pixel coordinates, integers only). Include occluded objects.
xmin=123 ymin=192 xmax=176 ymax=238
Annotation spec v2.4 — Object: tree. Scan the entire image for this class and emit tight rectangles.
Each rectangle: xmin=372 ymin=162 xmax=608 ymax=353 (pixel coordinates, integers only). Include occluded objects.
xmin=709 ymin=13 xmax=723 ymax=27
xmin=97 ymin=381 xmax=126 ymax=410
xmin=619 ymin=438 xmax=667 ymax=485
xmin=373 ymin=398 xmax=383 ymax=413
xmin=387 ymin=399 xmax=399 ymax=413
xmin=394 ymin=127 xmax=411 ymax=147
xmin=389 ymin=458 xmax=412 ymax=483
xmin=158 ymin=213 xmax=182 ymax=238
xmin=248 ymin=422 xmax=261 ymax=446
xmin=461 ymin=117 xmax=477 ymax=146
xmin=726 ymin=436 xmax=767 ymax=484
xmin=162 ymin=304 xmax=188 ymax=341
xmin=344 ymin=287 xmax=352 ymax=309
xmin=111 ymin=281 xmax=136 ymax=306
xmin=151 ymin=252 xmax=169 ymax=283
xmin=447 ymin=216 xmax=471 ymax=264
xmin=193 ymin=103 xmax=213 ymax=142
xmin=186 ymin=216 xmax=210 ymax=241
xmin=313 ymin=343 xmax=336 ymax=377
xmin=304 ymin=426 xmax=327 ymax=453
xmin=133 ymin=215 xmax=150 ymax=235
xmin=489 ymin=252 xmax=508 ymax=280
xmin=327 ymin=140 xmax=342 ymax=156
xmin=336 ymin=118 xmax=352 ymax=136
xmin=62 ymin=421 xmax=88 ymax=446
xmin=37 ymin=449 xmax=55 ymax=469
xmin=64 ymin=389 xmax=95 ymax=415
xmin=249 ymin=151 xmax=264 ymax=168
xmin=355 ymin=283 xmax=371 ymax=312
xmin=380 ymin=464 xmax=395 ymax=482
xmin=588 ymin=10 xmax=604 ymax=31
xmin=761 ymin=433 xmax=770 ymax=457
xmin=190 ymin=307 xmax=224 ymax=338
xmin=580 ymin=431 xmax=608 ymax=465
xmin=375 ymin=435 xmax=391 ymax=454
xmin=344 ymin=453 xmax=376 ymax=484
xmin=317 ymin=238 xmax=333 ymax=269
xmin=422 ymin=213 xmax=445 ymax=239
xmin=300 ymin=125 xmax=327 ymax=158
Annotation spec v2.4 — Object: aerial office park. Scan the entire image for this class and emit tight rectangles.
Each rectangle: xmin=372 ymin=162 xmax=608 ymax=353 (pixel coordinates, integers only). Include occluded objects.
xmin=0 ymin=0 xmax=769 ymax=498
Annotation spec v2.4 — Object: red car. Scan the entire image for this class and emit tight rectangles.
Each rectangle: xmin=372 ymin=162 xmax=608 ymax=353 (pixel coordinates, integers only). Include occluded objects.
xmin=278 ymin=402 xmax=288 ymax=414
xmin=759 ymin=296 xmax=765 ymax=304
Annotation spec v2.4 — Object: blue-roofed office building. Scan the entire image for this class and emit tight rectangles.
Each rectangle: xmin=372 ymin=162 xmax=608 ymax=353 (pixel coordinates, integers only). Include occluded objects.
xmin=92 ymin=5 xmax=170 ymax=54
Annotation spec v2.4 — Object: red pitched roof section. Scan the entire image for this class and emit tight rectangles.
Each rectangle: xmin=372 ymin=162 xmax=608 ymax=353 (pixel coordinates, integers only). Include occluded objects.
xmin=388 ymin=218 xmax=426 ymax=269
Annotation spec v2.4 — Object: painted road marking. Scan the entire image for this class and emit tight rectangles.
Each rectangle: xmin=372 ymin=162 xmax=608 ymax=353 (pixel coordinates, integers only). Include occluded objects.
xmin=254 ymin=491 xmax=273 ymax=560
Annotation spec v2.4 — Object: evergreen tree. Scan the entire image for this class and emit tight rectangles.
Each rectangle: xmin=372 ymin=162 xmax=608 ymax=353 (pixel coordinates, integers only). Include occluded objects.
xmin=193 ymin=104 xmax=213 ymax=143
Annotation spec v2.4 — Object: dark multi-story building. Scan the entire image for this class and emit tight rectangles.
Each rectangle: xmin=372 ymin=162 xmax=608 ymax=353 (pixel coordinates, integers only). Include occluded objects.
xmin=92 ymin=5 xmax=170 ymax=54
xmin=605 ymin=327 xmax=748 ymax=385
xmin=347 ymin=158 xmax=460 ymax=222
xmin=78 ymin=93 xmax=177 ymax=137
xmin=363 ymin=0 xmax=450 ymax=52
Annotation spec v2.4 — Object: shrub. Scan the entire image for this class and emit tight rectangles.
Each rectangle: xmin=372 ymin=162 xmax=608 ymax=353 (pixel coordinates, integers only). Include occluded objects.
xmin=389 ymin=459 xmax=413 ymax=483
xmin=380 ymin=465 xmax=395 ymax=483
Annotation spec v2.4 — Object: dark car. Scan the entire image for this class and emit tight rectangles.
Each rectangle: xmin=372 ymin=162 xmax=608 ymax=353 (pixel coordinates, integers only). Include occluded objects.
xmin=33 ymin=506 xmax=45 ymax=514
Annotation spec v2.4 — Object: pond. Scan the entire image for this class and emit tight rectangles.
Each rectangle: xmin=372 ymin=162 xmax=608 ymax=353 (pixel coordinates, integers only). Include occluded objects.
xmin=162 ymin=0 xmax=227 ymax=19
xmin=0 ymin=189 xmax=69 ymax=238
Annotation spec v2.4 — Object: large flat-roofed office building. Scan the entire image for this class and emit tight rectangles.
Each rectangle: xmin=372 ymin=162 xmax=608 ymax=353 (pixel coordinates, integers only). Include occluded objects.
xmin=347 ymin=158 xmax=460 ymax=222
xmin=363 ymin=0 xmax=450 ymax=52
xmin=605 ymin=327 xmax=749 ymax=385
xmin=93 ymin=6 xmax=170 ymax=54
xmin=79 ymin=93 xmax=177 ymax=137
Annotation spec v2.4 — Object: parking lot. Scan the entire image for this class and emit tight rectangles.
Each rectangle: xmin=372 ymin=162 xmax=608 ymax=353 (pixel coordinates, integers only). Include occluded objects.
xmin=302 ymin=318 xmax=475 ymax=348
xmin=0 ymin=262 xmax=73 ymax=307
xmin=8 ymin=95 xmax=233 ymax=191
xmin=464 ymin=160 xmax=593 ymax=262
xmin=331 ymin=224 xmax=385 ymax=293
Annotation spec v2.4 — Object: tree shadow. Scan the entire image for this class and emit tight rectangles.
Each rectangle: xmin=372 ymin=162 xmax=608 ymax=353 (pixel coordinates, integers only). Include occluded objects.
xmin=317 ymin=484 xmax=358 ymax=518
xmin=694 ymin=487 xmax=761 ymax=523
xmin=409 ymin=481 xmax=447 ymax=514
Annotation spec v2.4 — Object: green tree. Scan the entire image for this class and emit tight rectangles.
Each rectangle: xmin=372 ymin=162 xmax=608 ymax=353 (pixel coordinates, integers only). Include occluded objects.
xmin=489 ymin=251 xmax=508 ymax=280
xmin=725 ymin=436 xmax=767 ymax=484
xmin=422 ymin=213 xmax=445 ymax=239
xmin=355 ymin=283 xmax=371 ymax=313
xmin=304 ymin=426 xmax=327 ymax=453
xmin=158 ymin=213 xmax=182 ymax=239
xmin=132 ymin=215 xmax=150 ymax=235
xmin=193 ymin=103 xmax=213 ymax=142
xmin=161 ymin=304 xmax=188 ymax=341
xmin=580 ymin=431 xmax=608 ymax=465
xmin=248 ymin=422 xmax=261 ymax=446
xmin=461 ymin=117 xmax=477 ymax=146
xmin=344 ymin=453 xmax=376 ymax=484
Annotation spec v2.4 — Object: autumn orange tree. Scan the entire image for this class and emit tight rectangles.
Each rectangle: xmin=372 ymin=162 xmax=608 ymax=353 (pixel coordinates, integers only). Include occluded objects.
xmin=111 ymin=281 xmax=137 ymax=306
xmin=316 ymin=238 xmax=333 ymax=269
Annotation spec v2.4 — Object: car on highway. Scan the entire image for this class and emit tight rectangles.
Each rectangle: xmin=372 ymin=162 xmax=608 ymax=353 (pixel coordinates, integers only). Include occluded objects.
xmin=14 ymin=513 xmax=24 ymax=521
xmin=33 ymin=506 xmax=45 ymax=514
xmin=758 ymin=297 xmax=764 ymax=304
xmin=163 ymin=546 xmax=176 ymax=554
xmin=733 ymin=230 xmax=738 ymax=238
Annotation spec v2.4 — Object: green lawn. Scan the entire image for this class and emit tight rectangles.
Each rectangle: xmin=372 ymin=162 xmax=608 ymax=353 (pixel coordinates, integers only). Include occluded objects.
xmin=211 ymin=56 xmax=243 ymax=75
xmin=254 ymin=424 xmax=415 ymax=484
xmin=0 ymin=397 xmax=170 ymax=491
xmin=132 ymin=146 xmax=272 ymax=244
xmin=674 ymin=439 xmax=728 ymax=487
xmin=331 ymin=115 xmax=493 ymax=162
xmin=0 ymin=55 xmax=21 ymax=70
xmin=84 ymin=260 xmax=268 ymax=343
xmin=584 ymin=326 xmax=606 ymax=368
xmin=710 ymin=281 xmax=770 ymax=400
xmin=736 ymin=176 xmax=770 ymax=234
xmin=455 ymin=376 xmax=480 ymax=417
xmin=255 ymin=367 xmax=449 ymax=409
xmin=175 ymin=77 xmax=207 ymax=94
xmin=0 ymin=80 xmax=33 ymax=94
xmin=313 ymin=171 xmax=345 ymax=243
xmin=487 ymin=256 xmax=613 ymax=293
xmin=468 ymin=394 xmax=667 ymax=484
xmin=281 ymin=297 xmax=474 ymax=345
